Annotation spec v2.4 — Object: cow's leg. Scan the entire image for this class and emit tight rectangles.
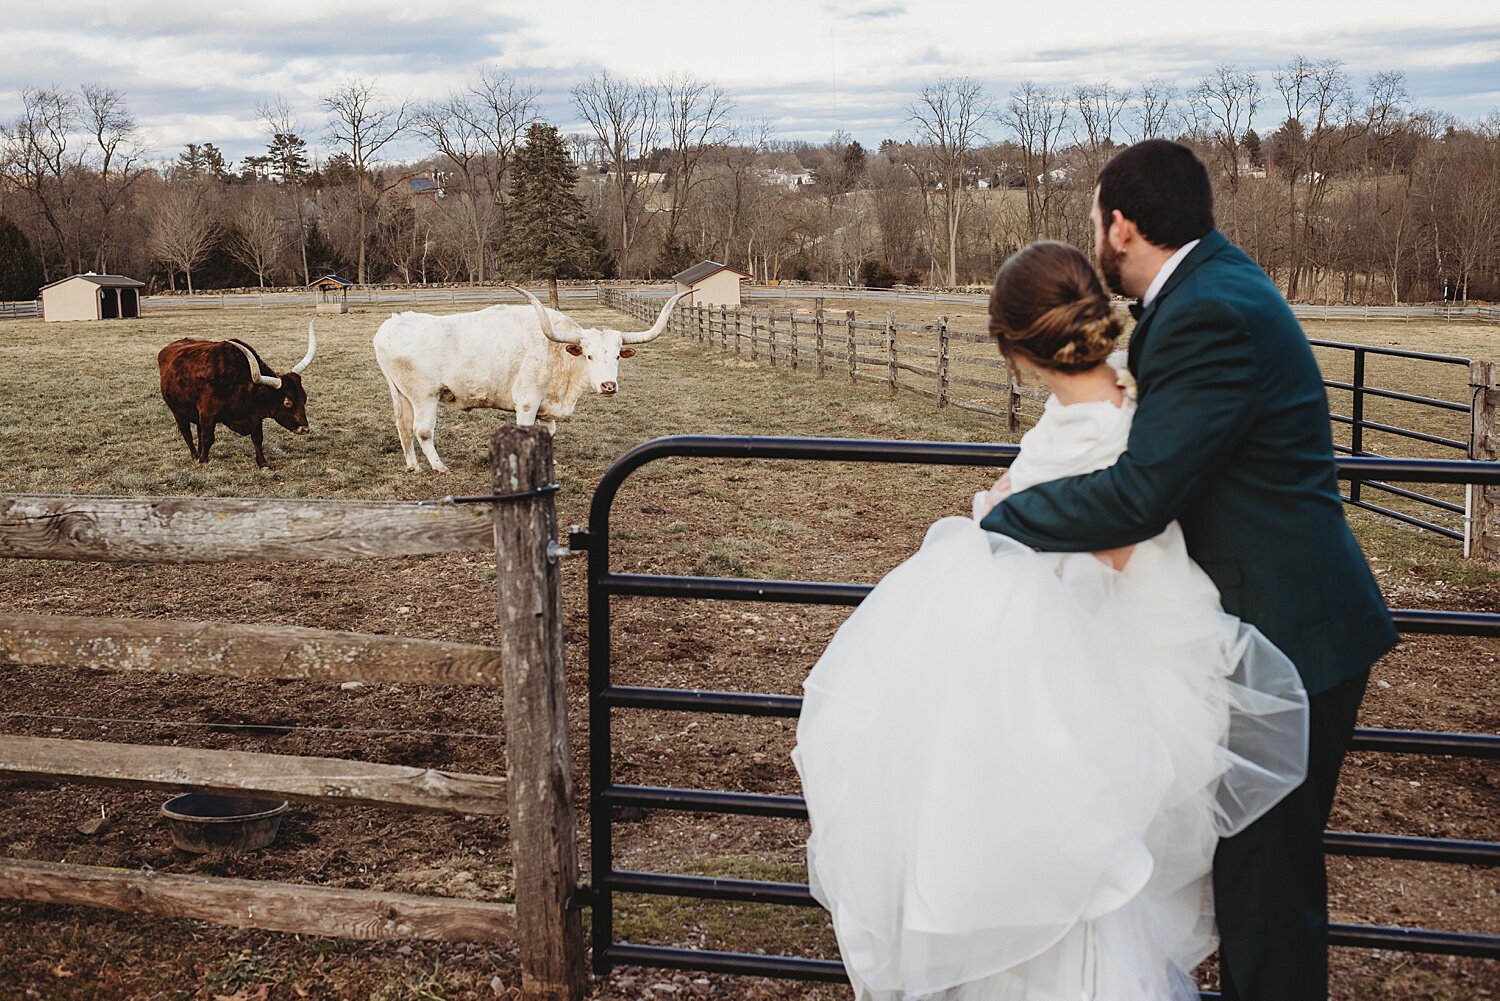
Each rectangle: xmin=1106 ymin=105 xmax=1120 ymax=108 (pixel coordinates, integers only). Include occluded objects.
xmin=410 ymin=398 xmax=450 ymax=474
xmin=174 ymin=413 xmax=198 ymax=459
xmin=515 ymin=401 xmax=539 ymax=428
xmin=196 ymin=410 xmax=216 ymax=463
xmin=388 ymin=383 xmax=419 ymax=472
xmin=250 ymin=425 xmax=269 ymax=469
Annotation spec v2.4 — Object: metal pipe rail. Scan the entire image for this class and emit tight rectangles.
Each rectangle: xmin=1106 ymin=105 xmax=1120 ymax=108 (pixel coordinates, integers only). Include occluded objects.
xmin=585 ymin=435 xmax=1500 ymax=984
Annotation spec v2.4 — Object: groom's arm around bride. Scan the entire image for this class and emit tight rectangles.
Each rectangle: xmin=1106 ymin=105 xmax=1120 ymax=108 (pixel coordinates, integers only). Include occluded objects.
xmin=980 ymin=140 xmax=1396 ymax=1001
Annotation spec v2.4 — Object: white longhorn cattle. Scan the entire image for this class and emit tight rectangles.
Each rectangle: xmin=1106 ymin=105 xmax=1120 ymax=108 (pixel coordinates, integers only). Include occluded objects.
xmin=372 ymin=286 xmax=689 ymax=472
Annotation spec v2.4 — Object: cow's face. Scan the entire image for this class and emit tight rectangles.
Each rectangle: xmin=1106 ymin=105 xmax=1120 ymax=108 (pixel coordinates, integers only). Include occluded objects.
xmin=269 ymin=372 xmax=311 ymax=434
xmin=565 ymin=329 xmax=637 ymax=396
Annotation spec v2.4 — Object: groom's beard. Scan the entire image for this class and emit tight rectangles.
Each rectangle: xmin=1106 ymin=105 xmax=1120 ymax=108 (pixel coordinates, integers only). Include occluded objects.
xmin=1097 ymin=234 xmax=1129 ymax=298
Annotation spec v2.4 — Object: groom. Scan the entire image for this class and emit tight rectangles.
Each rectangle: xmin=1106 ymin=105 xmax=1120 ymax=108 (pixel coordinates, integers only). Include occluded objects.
xmin=980 ymin=140 xmax=1397 ymax=1001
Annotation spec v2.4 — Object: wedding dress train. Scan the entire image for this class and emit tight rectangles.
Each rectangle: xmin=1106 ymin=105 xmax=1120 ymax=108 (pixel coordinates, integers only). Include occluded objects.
xmin=793 ymin=389 xmax=1309 ymax=1000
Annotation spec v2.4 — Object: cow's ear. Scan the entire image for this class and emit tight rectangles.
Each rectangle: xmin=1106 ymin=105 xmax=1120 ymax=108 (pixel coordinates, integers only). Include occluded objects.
xmin=619 ymin=347 xmax=636 ymax=359
xmin=566 ymin=344 xmax=584 ymax=356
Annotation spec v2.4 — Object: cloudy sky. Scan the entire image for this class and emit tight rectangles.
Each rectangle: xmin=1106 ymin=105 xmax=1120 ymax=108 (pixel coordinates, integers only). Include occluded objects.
xmin=3 ymin=1 xmax=1497 ymax=165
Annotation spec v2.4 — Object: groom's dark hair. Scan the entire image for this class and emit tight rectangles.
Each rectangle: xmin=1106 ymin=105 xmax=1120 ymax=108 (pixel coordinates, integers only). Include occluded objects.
xmin=1096 ymin=140 xmax=1214 ymax=249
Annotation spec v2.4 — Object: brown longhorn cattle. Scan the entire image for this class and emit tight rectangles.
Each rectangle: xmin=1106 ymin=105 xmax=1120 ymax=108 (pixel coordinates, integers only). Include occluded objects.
xmin=157 ymin=323 xmax=316 ymax=467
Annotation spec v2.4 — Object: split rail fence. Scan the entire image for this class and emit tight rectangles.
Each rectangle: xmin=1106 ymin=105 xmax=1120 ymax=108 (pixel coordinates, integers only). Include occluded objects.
xmin=601 ymin=289 xmax=1500 ymax=555
xmin=598 ymin=288 xmax=1048 ymax=432
xmin=0 ymin=428 xmax=586 ymax=1001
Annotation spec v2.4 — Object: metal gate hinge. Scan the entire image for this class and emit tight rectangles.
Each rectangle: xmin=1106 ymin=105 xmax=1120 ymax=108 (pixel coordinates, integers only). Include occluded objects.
xmin=566 ymin=883 xmax=594 ymax=909
xmin=547 ymin=526 xmax=591 ymax=563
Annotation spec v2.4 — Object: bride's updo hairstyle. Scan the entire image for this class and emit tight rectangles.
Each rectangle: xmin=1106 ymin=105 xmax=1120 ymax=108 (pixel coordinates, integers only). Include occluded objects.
xmin=987 ymin=241 xmax=1122 ymax=373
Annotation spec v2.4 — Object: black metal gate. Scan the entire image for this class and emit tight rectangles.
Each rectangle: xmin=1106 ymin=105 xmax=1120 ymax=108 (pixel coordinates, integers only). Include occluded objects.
xmin=577 ymin=434 xmax=1500 ymax=996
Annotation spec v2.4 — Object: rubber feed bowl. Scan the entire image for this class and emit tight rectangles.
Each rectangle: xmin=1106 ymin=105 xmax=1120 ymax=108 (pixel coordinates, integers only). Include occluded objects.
xmin=160 ymin=794 xmax=288 ymax=853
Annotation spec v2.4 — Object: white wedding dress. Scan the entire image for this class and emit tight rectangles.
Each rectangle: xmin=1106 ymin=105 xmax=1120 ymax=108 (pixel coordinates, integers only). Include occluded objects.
xmin=793 ymin=381 xmax=1310 ymax=1001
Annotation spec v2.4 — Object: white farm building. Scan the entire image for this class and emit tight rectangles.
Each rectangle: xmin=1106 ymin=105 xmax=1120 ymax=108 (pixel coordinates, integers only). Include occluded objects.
xmin=672 ymin=261 xmax=752 ymax=307
xmin=40 ymin=273 xmax=145 ymax=322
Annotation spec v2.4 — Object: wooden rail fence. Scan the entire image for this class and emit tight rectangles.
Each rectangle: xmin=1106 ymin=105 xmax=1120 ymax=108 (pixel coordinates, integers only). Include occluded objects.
xmin=0 ymin=427 xmax=584 ymax=1000
xmin=599 ymin=288 xmax=1046 ymax=431
xmin=601 ymin=288 xmax=1500 ymax=559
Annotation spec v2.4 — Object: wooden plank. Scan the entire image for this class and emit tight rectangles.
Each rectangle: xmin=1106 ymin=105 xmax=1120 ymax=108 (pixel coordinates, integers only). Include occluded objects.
xmin=0 ymin=858 xmax=516 ymax=943
xmin=947 ymin=373 xmax=1009 ymax=393
xmin=895 ymin=360 xmax=939 ymax=378
xmin=0 ymin=734 xmax=509 ymax=815
xmin=947 ymin=353 xmax=1008 ymax=369
xmin=854 ymin=372 xmax=886 ymax=386
xmin=949 ymin=397 xmax=1011 ymax=418
xmin=0 ymin=495 xmax=494 ymax=564
xmin=489 ymin=428 xmax=585 ymax=1001
xmin=901 ymin=384 xmax=941 ymax=401
xmin=0 ymin=612 xmax=503 ymax=685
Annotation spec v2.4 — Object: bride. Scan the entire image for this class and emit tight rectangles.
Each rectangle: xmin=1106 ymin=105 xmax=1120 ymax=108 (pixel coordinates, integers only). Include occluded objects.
xmin=792 ymin=241 xmax=1310 ymax=1001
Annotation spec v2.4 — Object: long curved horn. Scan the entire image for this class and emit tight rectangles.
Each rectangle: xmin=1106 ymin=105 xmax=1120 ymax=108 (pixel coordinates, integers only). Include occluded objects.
xmin=509 ymin=285 xmax=580 ymax=345
xmin=290 ymin=320 xmax=316 ymax=374
xmin=228 ymin=340 xmax=282 ymax=389
xmin=622 ymin=290 xmax=692 ymax=345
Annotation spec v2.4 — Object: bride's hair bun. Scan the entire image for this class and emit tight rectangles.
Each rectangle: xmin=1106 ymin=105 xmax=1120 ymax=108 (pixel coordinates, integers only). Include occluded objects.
xmin=987 ymin=242 xmax=1123 ymax=374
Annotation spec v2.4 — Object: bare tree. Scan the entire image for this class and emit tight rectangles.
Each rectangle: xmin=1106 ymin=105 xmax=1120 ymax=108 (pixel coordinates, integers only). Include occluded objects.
xmin=459 ymin=68 xmax=539 ymax=203
xmin=1002 ymin=81 xmax=1070 ymax=242
xmin=81 ymin=84 xmax=148 ymax=274
xmin=572 ymin=71 xmax=662 ymax=277
xmin=1188 ymin=65 xmax=1261 ymax=193
xmin=1127 ymin=79 xmax=1179 ymax=143
xmin=322 ymin=78 xmax=412 ymax=282
xmin=413 ymin=92 xmax=501 ymax=283
xmin=1072 ymin=81 xmax=1128 ymax=182
xmin=1272 ymin=56 xmax=1359 ymax=297
xmin=908 ymin=77 xmax=991 ymax=284
xmin=256 ymin=97 xmax=312 ymax=285
xmin=659 ymin=72 xmax=733 ymax=255
xmin=867 ymin=153 xmax=925 ymax=272
xmin=1 ymin=87 xmax=85 ymax=277
xmin=226 ymin=187 xmax=285 ymax=287
xmin=149 ymin=181 xmax=219 ymax=292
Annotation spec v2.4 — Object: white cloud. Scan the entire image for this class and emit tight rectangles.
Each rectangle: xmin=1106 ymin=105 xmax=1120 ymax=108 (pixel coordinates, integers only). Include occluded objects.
xmin=0 ymin=0 xmax=1495 ymax=162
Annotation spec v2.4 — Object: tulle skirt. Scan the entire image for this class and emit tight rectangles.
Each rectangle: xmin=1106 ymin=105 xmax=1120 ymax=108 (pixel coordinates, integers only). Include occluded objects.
xmin=792 ymin=517 xmax=1308 ymax=1000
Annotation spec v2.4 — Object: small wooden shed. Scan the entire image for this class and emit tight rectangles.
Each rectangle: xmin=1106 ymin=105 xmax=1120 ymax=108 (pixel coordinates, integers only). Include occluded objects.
xmin=308 ymin=274 xmax=352 ymax=314
xmin=672 ymin=261 xmax=751 ymax=307
xmin=40 ymin=273 xmax=145 ymax=322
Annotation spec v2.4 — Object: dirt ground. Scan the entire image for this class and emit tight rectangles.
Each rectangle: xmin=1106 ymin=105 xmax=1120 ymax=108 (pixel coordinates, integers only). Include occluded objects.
xmin=0 ymin=299 xmax=1495 ymax=1000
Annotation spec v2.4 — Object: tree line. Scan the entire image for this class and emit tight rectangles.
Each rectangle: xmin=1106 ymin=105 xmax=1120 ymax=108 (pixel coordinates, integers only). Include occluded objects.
xmin=1 ymin=59 xmax=1496 ymax=304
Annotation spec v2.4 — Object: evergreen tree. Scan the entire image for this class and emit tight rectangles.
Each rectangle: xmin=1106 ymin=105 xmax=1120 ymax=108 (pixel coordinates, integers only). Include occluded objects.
xmin=0 ymin=214 xmax=44 ymax=301
xmin=503 ymin=121 xmax=597 ymax=307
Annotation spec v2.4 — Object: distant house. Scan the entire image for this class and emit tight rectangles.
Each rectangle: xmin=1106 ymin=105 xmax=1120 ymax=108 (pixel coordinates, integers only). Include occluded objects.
xmin=673 ymin=260 xmax=752 ymax=307
xmin=397 ymin=172 xmax=445 ymax=199
xmin=40 ymin=273 xmax=145 ymax=322
xmin=1036 ymin=167 xmax=1071 ymax=186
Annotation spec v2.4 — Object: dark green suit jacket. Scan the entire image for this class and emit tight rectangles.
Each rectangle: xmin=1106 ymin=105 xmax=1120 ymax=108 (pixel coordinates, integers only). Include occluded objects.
xmin=981 ymin=230 xmax=1396 ymax=694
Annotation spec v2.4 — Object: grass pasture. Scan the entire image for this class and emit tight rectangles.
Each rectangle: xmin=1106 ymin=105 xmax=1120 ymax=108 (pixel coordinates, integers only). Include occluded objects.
xmin=0 ymin=298 xmax=1495 ymax=1000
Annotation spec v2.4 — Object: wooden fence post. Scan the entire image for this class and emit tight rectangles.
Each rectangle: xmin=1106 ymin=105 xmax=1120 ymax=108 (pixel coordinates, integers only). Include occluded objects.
xmin=846 ymin=309 xmax=857 ymax=383
xmin=720 ymin=305 xmax=728 ymax=349
xmin=698 ymin=304 xmax=706 ymax=343
xmin=734 ymin=307 xmax=742 ymax=355
xmin=886 ymin=311 xmax=898 ymax=394
xmin=937 ymin=316 xmax=950 ymax=407
xmin=815 ymin=298 xmax=825 ymax=379
xmin=1005 ymin=369 xmax=1021 ymax=433
xmin=1468 ymin=360 xmax=1499 ymax=561
xmin=488 ymin=428 xmax=585 ymax=1001
xmin=768 ymin=310 xmax=778 ymax=367
xmin=750 ymin=311 xmax=759 ymax=361
xmin=789 ymin=309 xmax=799 ymax=371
